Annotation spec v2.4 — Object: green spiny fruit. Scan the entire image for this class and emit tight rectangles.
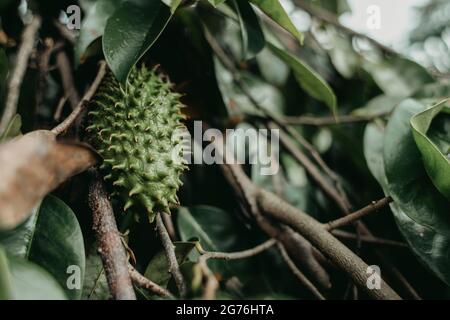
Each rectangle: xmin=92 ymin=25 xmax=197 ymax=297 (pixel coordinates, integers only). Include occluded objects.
xmin=86 ymin=66 xmax=187 ymax=222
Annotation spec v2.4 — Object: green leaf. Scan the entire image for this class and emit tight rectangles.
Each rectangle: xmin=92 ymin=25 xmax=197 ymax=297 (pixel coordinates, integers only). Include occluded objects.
xmin=410 ymin=100 xmax=450 ymax=200
xmin=0 ymin=196 xmax=85 ymax=299
xmin=161 ymin=0 xmax=182 ymax=13
xmin=364 ymin=57 xmax=434 ymax=97
xmin=256 ymin=47 xmax=289 ymax=87
xmin=232 ymin=0 xmax=265 ymax=59
xmin=176 ymin=206 xmax=256 ymax=277
xmin=103 ymin=0 xmax=172 ymax=82
xmin=144 ymin=241 xmax=196 ymax=289
xmin=0 ymin=246 xmax=67 ymax=300
xmin=268 ymin=42 xmax=337 ymax=115
xmin=214 ymin=56 xmax=285 ymax=116
xmin=208 ymin=0 xmax=227 ymax=6
xmin=249 ymin=0 xmax=303 ymax=43
xmin=81 ymin=249 xmax=110 ymax=300
xmin=352 ymin=95 xmax=402 ymax=117
xmin=384 ymin=99 xmax=450 ymax=285
xmin=0 ymin=114 xmax=22 ymax=143
xmin=363 ymin=121 xmax=388 ymax=191
xmin=75 ymin=0 xmax=122 ymax=65
xmin=0 ymin=246 xmax=13 ymax=299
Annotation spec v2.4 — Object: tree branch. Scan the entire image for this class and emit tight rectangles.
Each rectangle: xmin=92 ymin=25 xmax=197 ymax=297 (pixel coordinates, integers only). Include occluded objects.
xmin=56 ymin=50 xmax=80 ymax=110
xmin=0 ymin=15 xmax=41 ymax=134
xmin=332 ymin=230 xmax=408 ymax=248
xmin=128 ymin=264 xmax=174 ymax=298
xmin=325 ymin=197 xmax=393 ymax=231
xmin=198 ymin=239 xmax=276 ymax=261
xmin=88 ymin=170 xmax=136 ymax=300
xmin=52 ymin=60 xmax=107 ymax=135
xmin=155 ymin=213 xmax=187 ymax=297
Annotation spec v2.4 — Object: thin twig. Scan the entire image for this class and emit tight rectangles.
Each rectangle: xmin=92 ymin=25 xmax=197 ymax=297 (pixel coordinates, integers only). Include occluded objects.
xmin=53 ymin=96 xmax=68 ymax=121
xmin=283 ymin=113 xmax=389 ymax=126
xmin=278 ymin=243 xmax=325 ymax=300
xmin=128 ymin=264 xmax=174 ymax=298
xmin=325 ymin=197 xmax=393 ymax=231
xmin=0 ymin=15 xmax=41 ymax=134
xmin=332 ymin=230 xmax=408 ymax=248
xmin=156 ymin=213 xmax=187 ymax=297
xmin=198 ymin=239 xmax=276 ymax=261
xmin=52 ymin=60 xmax=106 ymax=135
xmin=56 ymin=50 xmax=80 ymax=110
xmin=88 ymin=169 xmax=136 ymax=300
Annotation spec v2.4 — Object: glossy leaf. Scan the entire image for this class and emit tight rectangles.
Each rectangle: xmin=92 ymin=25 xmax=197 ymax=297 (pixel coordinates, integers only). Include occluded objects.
xmin=161 ymin=0 xmax=182 ymax=13
xmin=214 ymin=56 xmax=285 ymax=116
xmin=176 ymin=206 xmax=256 ymax=278
xmin=0 ymin=114 xmax=22 ymax=143
xmin=232 ymin=0 xmax=265 ymax=59
xmin=410 ymin=100 xmax=450 ymax=200
xmin=0 ymin=196 xmax=85 ymax=299
xmin=364 ymin=57 xmax=434 ymax=97
xmin=144 ymin=241 xmax=196 ymax=288
xmin=268 ymin=43 xmax=337 ymax=114
xmin=103 ymin=0 xmax=172 ymax=82
xmin=81 ymin=250 xmax=110 ymax=300
xmin=249 ymin=0 xmax=303 ymax=43
xmin=75 ymin=0 xmax=122 ymax=64
xmin=384 ymin=99 xmax=450 ymax=285
xmin=0 ymin=246 xmax=67 ymax=300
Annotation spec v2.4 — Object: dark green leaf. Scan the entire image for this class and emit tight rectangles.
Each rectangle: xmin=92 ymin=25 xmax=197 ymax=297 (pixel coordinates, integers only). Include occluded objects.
xmin=0 ymin=196 xmax=85 ymax=299
xmin=249 ymin=0 xmax=303 ymax=43
xmin=0 ymin=114 xmax=22 ymax=143
xmin=81 ymin=249 xmax=110 ymax=300
xmin=0 ymin=246 xmax=67 ymax=300
xmin=214 ymin=56 xmax=285 ymax=116
xmin=75 ymin=0 xmax=122 ymax=64
xmin=268 ymin=42 xmax=337 ymax=114
xmin=232 ymin=0 xmax=265 ymax=59
xmin=103 ymin=0 xmax=172 ymax=82
xmin=384 ymin=99 xmax=450 ymax=285
xmin=144 ymin=241 xmax=196 ymax=288
xmin=410 ymin=100 xmax=450 ymax=200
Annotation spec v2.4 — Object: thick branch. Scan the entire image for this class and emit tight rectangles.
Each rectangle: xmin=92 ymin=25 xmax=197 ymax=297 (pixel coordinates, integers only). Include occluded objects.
xmin=52 ymin=60 xmax=107 ymax=135
xmin=0 ymin=15 xmax=41 ymax=134
xmin=156 ymin=213 xmax=187 ymax=297
xmin=325 ymin=197 xmax=393 ymax=231
xmin=256 ymin=188 xmax=400 ymax=300
xmin=89 ymin=170 xmax=136 ymax=300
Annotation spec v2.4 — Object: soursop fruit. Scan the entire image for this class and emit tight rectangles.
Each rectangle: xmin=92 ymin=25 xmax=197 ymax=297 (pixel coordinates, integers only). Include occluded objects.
xmin=86 ymin=66 xmax=187 ymax=222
